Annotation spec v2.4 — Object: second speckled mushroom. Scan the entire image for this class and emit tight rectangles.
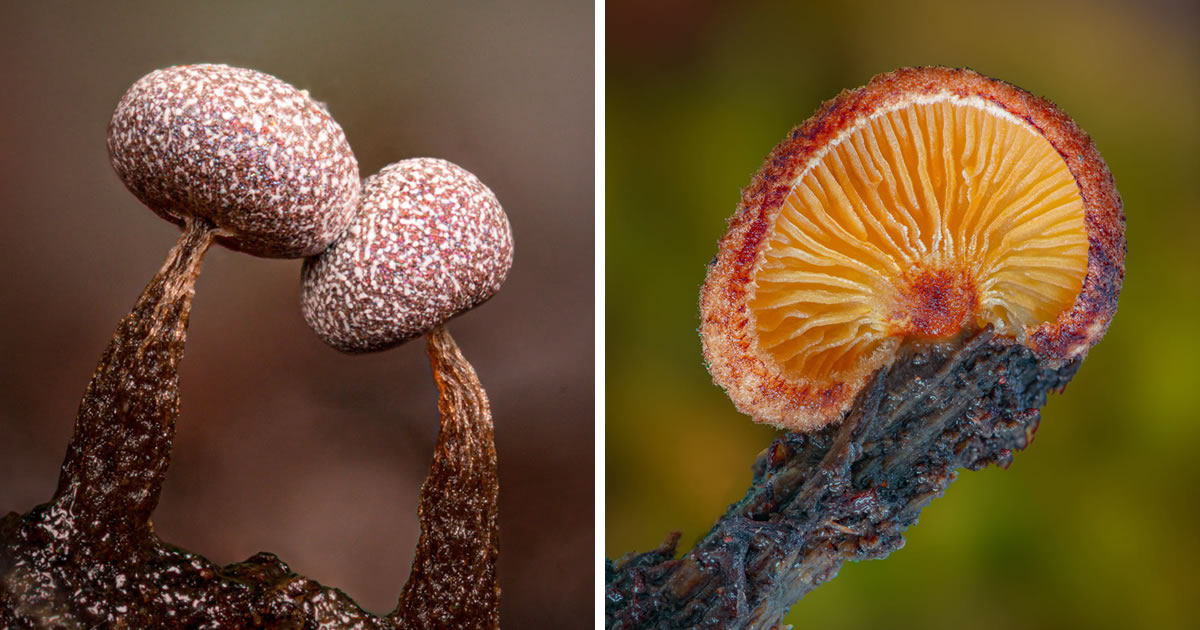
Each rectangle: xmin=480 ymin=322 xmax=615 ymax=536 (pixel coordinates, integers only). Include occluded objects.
xmin=301 ymin=157 xmax=512 ymax=628
xmin=301 ymin=157 xmax=513 ymax=351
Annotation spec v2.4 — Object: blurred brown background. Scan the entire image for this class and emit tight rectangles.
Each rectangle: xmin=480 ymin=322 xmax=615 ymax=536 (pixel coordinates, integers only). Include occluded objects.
xmin=607 ymin=0 xmax=1199 ymax=628
xmin=0 ymin=1 xmax=592 ymax=626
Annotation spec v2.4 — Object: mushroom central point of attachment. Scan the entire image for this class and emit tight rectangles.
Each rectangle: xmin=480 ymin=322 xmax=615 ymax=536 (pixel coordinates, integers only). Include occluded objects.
xmin=888 ymin=265 xmax=978 ymax=339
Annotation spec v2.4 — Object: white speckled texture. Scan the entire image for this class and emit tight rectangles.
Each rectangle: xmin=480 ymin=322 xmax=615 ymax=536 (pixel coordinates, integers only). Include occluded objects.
xmin=301 ymin=158 xmax=513 ymax=353
xmin=108 ymin=64 xmax=360 ymax=258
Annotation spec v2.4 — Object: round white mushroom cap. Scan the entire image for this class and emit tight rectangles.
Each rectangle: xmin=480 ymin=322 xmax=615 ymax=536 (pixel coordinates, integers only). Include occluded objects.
xmin=301 ymin=158 xmax=514 ymax=353
xmin=108 ymin=64 xmax=360 ymax=258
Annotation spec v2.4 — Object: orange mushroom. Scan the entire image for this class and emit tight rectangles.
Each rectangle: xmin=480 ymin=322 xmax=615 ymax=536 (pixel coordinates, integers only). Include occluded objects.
xmin=700 ymin=67 xmax=1125 ymax=431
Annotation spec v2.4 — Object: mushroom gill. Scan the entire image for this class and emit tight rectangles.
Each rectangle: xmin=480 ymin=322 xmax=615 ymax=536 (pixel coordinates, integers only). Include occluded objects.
xmin=750 ymin=95 xmax=1088 ymax=388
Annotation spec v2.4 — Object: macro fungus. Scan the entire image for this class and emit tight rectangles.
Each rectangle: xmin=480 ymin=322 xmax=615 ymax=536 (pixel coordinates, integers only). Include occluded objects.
xmin=54 ymin=63 xmax=361 ymax=533
xmin=300 ymin=157 xmax=512 ymax=627
xmin=302 ymin=157 xmax=514 ymax=352
xmin=700 ymin=66 xmax=1124 ymax=431
xmin=108 ymin=63 xmax=360 ymax=258
xmin=606 ymin=67 xmax=1125 ymax=629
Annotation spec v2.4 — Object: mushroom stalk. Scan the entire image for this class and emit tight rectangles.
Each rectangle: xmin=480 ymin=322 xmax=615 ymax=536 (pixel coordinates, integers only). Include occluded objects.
xmin=391 ymin=326 xmax=501 ymax=628
xmin=54 ymin=217 xmax=215 ymax=542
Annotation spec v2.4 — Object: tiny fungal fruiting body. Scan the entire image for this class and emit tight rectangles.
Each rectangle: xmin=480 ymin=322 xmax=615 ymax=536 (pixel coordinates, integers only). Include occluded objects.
xmin=299 ymin=158 xmax=511 ymax=627
xmin=607 ymin=67 xmax=1127 ymax=630
xmin=301 ymin=158 xmax=514 ymax=353
xmin=108 ymin=64 xmax=360 ymax=258
xmin=700 ymin=67 xmax=1125 ymax=431
xmin=58 ymin=63 xmax=365 ymax=527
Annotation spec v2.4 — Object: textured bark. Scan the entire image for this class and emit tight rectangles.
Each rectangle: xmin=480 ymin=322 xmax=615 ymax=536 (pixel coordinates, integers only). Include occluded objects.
xmin=1 ymin=231 xmax=503 ymax=628
xmin=605 ymin=329 xmax=1081 ymax=630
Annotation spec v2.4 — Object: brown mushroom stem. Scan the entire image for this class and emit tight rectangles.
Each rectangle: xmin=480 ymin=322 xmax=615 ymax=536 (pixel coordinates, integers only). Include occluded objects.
xmin=605 ymin=328 xmax=1082 ymax=629
xmin=390 ymin=326 xmax=501 ymax=629
xmin=53 ymin=217 xmax=215 ymax=543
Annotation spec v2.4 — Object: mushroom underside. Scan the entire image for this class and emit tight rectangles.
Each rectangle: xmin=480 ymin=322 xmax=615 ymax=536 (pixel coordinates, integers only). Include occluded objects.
xmin=750 ymin=95 xmax=1088 ymax=395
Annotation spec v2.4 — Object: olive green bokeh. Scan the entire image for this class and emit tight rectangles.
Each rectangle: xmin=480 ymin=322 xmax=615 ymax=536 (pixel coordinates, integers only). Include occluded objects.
xmin=606 ymin=1 xmax=1199 ymax=627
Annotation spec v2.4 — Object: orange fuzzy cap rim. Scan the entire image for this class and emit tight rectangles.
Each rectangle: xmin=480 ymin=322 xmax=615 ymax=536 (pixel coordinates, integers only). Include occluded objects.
xmin=699 ymin=67 xmax=1125 ymax=431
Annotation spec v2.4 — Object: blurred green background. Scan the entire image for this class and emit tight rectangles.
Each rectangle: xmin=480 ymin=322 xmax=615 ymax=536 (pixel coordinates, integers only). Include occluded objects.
xmin=606 ymin=0 xmax=1198 ymax=628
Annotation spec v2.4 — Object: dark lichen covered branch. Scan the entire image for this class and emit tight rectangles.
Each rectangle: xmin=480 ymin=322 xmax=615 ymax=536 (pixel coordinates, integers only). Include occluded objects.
xmin=605 ymin=329 xmax=1081 ymax=630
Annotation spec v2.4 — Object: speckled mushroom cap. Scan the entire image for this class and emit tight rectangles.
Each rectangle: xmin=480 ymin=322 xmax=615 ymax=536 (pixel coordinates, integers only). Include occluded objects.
xmin=108 ymin=64 xmax=360 ymax=258
xmin=700 ymin=66 xmax=1125 ymax=431
xmin=301 ymin=158 xmax=513 ymax=353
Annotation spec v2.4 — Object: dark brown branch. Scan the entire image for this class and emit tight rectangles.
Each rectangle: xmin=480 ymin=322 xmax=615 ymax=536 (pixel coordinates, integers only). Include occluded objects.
xmin=391 ymin=326 xmax=501 ymax=629
xmin=605 ymin=329 xmax=1081 ymax=629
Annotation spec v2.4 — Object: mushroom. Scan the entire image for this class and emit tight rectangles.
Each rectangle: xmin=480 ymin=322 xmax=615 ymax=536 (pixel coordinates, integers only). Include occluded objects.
xmin=56 ymin=63 xmax=360 ymax=534
xmin=301 ymin=157 xmax=513 ymax=352
xmin=300 ymin=157 xmax=513 ymax=626
xmin=108 ymin=63 xmax=360 ymax=258
xmin=606 ymin=67 xmax=1127 ymax=628
xmin=700 ymin=66 xmax=1125 ymax=431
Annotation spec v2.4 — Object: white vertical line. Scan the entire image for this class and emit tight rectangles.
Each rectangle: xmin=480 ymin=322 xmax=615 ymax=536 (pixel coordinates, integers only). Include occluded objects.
xmin=593 ymin=1 xmax=606 ymax=628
